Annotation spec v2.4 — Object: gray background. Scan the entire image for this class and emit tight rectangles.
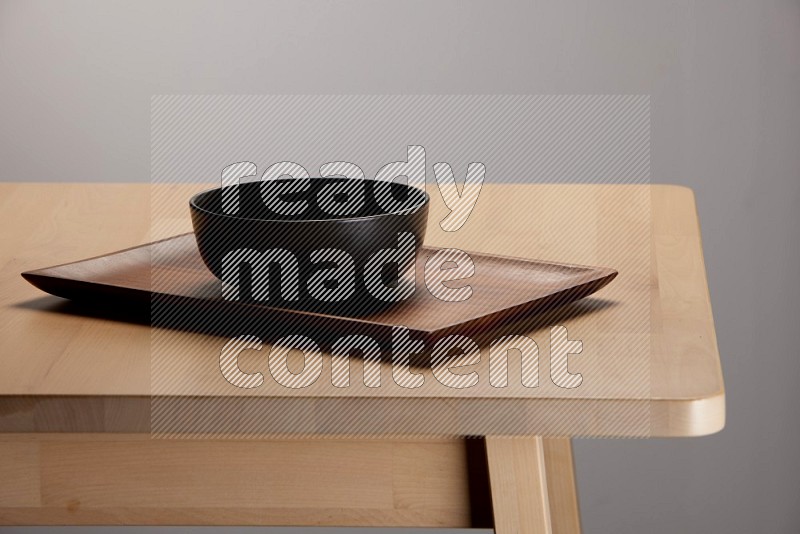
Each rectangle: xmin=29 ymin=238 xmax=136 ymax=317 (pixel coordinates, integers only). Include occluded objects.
xmin=1 ymin=0 xmax=799 ymax=533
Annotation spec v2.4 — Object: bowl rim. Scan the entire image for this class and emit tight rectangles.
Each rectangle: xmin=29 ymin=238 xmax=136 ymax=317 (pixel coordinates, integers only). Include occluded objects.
xmin=190 ymin=177 xmax=430 ymax=224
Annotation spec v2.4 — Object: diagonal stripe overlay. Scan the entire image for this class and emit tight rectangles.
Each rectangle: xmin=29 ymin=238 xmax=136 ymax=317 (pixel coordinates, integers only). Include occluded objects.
xmin=150 ymin=95 xmax=651 ymax=440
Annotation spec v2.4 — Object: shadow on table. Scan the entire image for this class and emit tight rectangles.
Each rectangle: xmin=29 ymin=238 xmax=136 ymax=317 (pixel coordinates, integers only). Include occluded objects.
xmin=13 ymin=294 xmax=619 ymax=370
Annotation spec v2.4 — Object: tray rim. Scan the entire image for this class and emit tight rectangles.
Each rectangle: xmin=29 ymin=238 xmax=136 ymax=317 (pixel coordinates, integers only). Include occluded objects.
xmin=21 ymin=233 xmax=618 ymax=337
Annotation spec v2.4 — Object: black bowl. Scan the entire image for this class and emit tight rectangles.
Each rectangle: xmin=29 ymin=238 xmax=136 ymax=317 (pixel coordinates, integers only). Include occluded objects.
xmin=190 ymin=178 xmax=429 ymax=313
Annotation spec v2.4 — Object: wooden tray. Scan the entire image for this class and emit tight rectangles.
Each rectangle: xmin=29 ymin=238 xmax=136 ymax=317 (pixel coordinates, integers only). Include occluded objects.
xmin=22 ymin=233 xmax=616 ymax=341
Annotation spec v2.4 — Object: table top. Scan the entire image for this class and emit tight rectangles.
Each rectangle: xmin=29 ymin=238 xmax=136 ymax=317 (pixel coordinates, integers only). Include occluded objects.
xmin=0 ymin=183 xmax=724 ymax=437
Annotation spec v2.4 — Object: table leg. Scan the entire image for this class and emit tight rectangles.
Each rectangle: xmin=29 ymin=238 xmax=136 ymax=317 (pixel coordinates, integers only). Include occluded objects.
xmin=485 ymin=437 xmax=581 ymax=534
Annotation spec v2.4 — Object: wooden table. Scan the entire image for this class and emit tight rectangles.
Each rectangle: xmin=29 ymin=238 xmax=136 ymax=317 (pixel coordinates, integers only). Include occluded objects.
xmin=0 ymin=183 xmax=724 ymax=532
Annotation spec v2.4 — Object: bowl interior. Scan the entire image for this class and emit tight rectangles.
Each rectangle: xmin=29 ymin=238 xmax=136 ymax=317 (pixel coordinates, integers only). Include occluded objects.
xmin=191 ymin=178 xmax=428 ymax=222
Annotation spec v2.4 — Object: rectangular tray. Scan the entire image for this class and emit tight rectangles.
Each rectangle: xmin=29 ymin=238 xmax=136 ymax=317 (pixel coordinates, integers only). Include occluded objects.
xmin=22 ymin=233 xmax=616 ymax=341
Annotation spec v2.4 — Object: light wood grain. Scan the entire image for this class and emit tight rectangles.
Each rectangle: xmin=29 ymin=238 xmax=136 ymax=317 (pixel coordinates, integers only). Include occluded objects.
xmin=0 ymin=183 xmax=725 ymax=437
xmin=485 ymin=437 xmax=581 ymax=534
xmin=542 ymin=439 xmax=581 ymax=534
xmin=486 ymin=437 xmax=553 ymax=534
xmin=0 ymin=433 xmax=476 ymax=527
xmin=0 ymin=441 xmax=41 ymax=507
xmin=0 ymin=183 xmax=725 ymax=529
